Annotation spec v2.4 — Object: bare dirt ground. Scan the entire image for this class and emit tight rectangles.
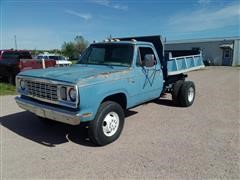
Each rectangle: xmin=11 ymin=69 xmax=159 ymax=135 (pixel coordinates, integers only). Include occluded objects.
xmin=1 ymin=67 xmax=239 ymax=179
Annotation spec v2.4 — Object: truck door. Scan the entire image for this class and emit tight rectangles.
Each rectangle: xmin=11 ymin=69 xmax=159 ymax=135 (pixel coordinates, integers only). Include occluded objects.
xmin=133 ymin=46 xmax=164 ymax=103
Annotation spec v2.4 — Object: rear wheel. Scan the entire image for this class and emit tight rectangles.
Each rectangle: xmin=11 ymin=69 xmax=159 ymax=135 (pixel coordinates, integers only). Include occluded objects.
xmin=88 ymin=101 xmax=125 ymax=146
xmin=172 ymin=80 xmax=184 ymax=105
xmin=178 ymin=81 xmax=195 ymax=107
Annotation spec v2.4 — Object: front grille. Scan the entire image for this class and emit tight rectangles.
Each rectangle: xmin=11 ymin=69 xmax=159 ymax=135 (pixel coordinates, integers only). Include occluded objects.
xmin=26 ymin=80 xmax=58 ymax=102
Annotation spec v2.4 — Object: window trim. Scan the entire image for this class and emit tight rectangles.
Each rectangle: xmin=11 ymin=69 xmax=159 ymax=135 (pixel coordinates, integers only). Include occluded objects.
xmin=135 ymin=45 xmax=160 ymax=67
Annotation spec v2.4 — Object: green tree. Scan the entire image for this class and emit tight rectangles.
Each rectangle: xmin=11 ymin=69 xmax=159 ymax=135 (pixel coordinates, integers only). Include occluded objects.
xmin=62 ymin=41 xmax=75 ymax=59
xmin=61 ymin=35 xmax=89 ymax=60
xmin=31 ymin=49 xmax=38 ymax=56
xmin=74 ymin=35 xmax=89 ymax=55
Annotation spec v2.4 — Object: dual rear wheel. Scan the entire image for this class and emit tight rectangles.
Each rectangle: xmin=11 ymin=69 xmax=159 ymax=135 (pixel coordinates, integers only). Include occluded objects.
xmin=172 ymin=81 xmax=195 ymax=107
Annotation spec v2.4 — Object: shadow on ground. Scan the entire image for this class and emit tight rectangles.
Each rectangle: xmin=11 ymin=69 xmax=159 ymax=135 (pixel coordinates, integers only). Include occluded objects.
xmin=0 ymin=98 xmax=176 ymax=147
xmin=0 ymin=109 xmax=138 ymax=147
xmin=153 ymin=98 xmax=177 ymax=107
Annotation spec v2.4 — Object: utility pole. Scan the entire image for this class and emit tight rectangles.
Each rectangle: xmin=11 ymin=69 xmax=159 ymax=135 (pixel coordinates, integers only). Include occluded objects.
xmin=107 ymin=34 xmax=112 ymax=40
xmin=14 ymin=35 xmax=18 ymax=50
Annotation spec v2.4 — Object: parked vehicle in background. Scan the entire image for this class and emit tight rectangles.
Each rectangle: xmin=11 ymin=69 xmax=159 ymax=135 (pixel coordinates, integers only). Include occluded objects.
xmin=37 ymin=53 xmax=72 ymax=67
xmin=15 ymin=35 xmax=204 ymax=146
xmin=19 ymin=58 xmax=56 ymax=72
xmin=0 ymin=50 xmax=32 ymax=84
xmin=0 ymin=50 xmax=58 ymax=84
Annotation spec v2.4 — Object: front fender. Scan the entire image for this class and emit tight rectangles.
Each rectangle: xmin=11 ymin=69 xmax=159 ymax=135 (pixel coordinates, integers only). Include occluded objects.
xmin=78 ymin=80 xmax=130 ymax=122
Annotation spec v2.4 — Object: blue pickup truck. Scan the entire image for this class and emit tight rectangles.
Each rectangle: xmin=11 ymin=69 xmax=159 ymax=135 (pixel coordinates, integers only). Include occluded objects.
xmin=15 ymin=36 xmax=204 ymax=146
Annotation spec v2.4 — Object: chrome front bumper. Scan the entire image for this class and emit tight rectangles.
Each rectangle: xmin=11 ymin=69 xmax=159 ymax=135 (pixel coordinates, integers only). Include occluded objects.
xmin=15 ymin=96 xmax=81 ymax=125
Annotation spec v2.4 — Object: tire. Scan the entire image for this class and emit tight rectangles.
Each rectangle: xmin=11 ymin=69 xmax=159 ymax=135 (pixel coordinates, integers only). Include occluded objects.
xmin=88 ymin=101 xmax=125 ymax=146
xmin=178 ymin=81 xmax=195 ymax=107
xmin=172 ymin=80 xmax=184 ymax=105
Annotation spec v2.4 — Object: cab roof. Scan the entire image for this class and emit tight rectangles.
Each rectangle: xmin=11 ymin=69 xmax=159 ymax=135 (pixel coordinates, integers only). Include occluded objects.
xmin=93 ymin=41 xmax=154 ymax=46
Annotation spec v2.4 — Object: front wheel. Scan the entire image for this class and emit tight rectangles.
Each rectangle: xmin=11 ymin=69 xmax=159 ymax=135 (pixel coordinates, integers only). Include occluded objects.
xmin=88 ymin=101 xmax=125 ymax=146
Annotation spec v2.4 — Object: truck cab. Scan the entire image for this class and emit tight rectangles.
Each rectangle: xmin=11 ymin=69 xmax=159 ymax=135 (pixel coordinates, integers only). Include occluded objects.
xmin=15 ymin=36 xmax=204 ymax=146
xmin=77 ymin=41 xmax=164 ymax=106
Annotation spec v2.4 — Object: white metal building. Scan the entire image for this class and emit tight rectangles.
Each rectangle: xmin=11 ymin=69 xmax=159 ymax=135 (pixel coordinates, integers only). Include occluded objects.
xmin=165 ymin=37 xmax=240 ymax=66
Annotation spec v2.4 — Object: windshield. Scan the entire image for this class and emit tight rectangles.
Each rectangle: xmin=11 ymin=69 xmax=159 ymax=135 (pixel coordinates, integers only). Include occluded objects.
xmin=49 ymin=56 xmax=59 ymax=60
xmin=37 ymin=55 xmax=48 ymax=60
xmin=48 ymin=56 xmax=66 ymax=60
xmin=78 ymin=44 xmax=134 ymax=67
xmin=37 ymin=56 xmax=43 ymax=59
xmin=58 ymin=56 xmax=66 ymax=60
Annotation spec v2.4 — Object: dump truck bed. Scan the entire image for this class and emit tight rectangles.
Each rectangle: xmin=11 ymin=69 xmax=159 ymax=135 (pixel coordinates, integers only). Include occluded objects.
xmin=118 ymin=35 xmax=204 ymax=79
xmin=167 ymin=54 xmax=205 ymax=76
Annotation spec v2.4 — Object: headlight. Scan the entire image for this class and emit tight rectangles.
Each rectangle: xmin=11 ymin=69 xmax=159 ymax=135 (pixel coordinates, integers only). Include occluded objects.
xmin=60 ymin=86 xmax=67 ymax=100
xmin=69 ymin=88 xmax=76 ymax=101
xmin=20 ymin=80 xmax=25 ymax=90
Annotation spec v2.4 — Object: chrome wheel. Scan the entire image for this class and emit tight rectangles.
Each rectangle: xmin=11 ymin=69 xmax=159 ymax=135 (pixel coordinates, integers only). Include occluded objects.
xmin=188 ymin=87 xmax=194 ymax=102
xmin=102 ymin=112 xmax=119 ymax=137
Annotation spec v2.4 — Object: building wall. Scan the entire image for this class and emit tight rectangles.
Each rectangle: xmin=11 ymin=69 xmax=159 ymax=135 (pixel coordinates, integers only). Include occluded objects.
xmin=232 ymin=39 xmax=240 ymax=66
xmin=165 ymin=40 xmax=234 ymax=66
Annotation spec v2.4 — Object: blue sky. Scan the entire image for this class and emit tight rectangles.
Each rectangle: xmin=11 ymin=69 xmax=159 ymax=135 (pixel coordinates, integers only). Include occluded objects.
xmin=1 ymin=0 xmax=239 ymax=49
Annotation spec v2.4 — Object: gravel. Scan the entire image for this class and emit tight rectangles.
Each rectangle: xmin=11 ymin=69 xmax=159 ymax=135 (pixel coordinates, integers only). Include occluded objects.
xmin=1 ymin=66 xmax=239 ymax=179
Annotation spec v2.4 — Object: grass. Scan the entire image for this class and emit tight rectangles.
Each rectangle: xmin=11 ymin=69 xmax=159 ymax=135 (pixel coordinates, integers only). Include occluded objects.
xmin=0 ymin=83 xmax=17 ymax=96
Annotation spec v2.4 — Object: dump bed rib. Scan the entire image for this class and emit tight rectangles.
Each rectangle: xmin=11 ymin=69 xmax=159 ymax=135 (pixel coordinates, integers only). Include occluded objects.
xmin=167 ymin=54 xmax=205 ymax=76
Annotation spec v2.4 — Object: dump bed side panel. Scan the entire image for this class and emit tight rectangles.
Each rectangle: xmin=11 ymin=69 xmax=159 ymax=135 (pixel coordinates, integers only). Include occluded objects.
xmin=167 ymin=54 xmax=205 ymax=75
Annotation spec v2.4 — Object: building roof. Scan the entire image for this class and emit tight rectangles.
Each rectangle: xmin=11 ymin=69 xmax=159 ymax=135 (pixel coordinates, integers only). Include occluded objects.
xmin=165 ymin=36 xmax=240 ymax=44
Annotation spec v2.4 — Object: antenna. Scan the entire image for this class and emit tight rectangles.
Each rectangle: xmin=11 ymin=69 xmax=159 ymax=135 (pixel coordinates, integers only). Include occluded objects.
xmin=14 ymin=35 xmax=18 ymax=50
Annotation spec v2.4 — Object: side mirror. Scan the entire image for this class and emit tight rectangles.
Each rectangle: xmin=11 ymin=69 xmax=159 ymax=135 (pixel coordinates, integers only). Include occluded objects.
xmin=143 ymin=54 xmax=155 ymax=67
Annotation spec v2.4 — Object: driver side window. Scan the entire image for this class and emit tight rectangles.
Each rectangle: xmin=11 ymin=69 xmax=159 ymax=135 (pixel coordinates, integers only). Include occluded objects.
xmin=136 ymin=47 xmax=156 ymax=66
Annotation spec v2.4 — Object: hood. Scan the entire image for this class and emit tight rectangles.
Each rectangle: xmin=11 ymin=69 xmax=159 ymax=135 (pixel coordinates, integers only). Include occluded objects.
xmin=18 ymin=64 xmax=130 ymax=84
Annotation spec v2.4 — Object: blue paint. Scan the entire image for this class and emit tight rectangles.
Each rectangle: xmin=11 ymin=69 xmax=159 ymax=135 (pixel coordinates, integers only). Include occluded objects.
xmin=17 ymin=41 xmax=204 ymax=123
xmin=167 ymin=54 xmax=204 ymax=74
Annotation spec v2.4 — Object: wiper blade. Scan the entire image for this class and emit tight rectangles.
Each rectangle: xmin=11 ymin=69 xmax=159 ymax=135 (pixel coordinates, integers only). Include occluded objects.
xmin=77 ymin=61 xmax=114 ymax=69
xmin=102 ymin=63 xmax=114 ymax=69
